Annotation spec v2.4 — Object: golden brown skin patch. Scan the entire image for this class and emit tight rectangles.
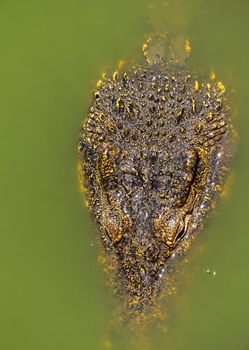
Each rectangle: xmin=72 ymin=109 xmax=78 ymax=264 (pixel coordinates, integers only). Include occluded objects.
xmin=77 ymin=37 xmax=236 ymax=319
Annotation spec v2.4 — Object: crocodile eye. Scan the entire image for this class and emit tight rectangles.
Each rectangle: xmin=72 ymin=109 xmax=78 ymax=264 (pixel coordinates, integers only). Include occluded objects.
xmin=174 ymin=224 xmax=185 ymax=243
xmin=154 ymin=213 xmax=187 ymax=248
xmin=104 ymin=216 xmax=123 ymax=244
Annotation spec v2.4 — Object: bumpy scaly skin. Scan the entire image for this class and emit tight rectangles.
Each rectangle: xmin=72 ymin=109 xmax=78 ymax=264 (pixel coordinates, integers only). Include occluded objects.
xmin=78 ymin=45 xmax=236 ymax=313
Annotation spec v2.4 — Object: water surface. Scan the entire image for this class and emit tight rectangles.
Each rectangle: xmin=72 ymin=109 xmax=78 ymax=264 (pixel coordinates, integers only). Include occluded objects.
xmin=0 ymin=1 xmax=249 ymax=349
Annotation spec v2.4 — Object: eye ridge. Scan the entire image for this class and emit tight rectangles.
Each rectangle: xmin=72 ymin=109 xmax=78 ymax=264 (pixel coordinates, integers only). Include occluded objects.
xmin=171 ymin=153 xmax=200 ymax=208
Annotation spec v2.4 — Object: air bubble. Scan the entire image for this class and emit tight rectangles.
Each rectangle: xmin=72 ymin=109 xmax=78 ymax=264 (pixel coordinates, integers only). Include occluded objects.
xmin=204 ymin=267 xmax=217 ymax=277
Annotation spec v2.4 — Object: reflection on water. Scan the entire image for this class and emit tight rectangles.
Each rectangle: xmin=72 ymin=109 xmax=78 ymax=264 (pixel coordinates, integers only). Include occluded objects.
xmin=0 ymin=0 xmax=249 ymax=349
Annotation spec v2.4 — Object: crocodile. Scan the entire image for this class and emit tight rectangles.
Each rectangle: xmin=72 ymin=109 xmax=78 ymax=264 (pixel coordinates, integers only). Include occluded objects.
xmin=77 ymin=35 xmax=236 ymax=316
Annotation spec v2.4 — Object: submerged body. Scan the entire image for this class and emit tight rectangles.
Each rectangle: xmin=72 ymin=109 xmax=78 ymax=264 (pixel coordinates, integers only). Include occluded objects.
xmin=78 ymin=38 xmax=236 ymax=314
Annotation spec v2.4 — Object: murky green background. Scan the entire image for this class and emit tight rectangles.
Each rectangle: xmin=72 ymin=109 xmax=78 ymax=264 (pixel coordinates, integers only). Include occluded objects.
xmin=1 ymin=0 xmax=249 ymax=349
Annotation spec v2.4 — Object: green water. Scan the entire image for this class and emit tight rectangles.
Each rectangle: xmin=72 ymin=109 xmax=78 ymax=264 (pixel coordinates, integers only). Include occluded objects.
xmin=1 ymin=1 xmax=249 ymax=349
